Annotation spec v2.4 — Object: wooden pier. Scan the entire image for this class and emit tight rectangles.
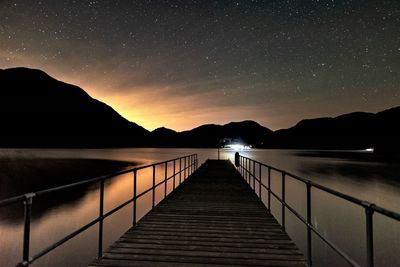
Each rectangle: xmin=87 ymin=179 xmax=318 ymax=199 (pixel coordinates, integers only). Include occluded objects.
xmin=90 ymin=160 xmax=306 ymax=266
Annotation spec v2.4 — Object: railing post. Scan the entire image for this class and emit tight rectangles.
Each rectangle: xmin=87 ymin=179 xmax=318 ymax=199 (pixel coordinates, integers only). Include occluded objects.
xmin=173 ymin=159 xmax=176 ymax=190
xmin=242 ymin=157 xmax=244 ymax=177
xmin=245 ymin=158 xmax=248 ymax=182
xmin=164 ymin=162 xmax=168 ymax=198
xmin=247 ymin=158 xmax=249 ymax=183
xmin=184 ymin=156 xmax=187 ymax=180
xmin=191 ymin=155 xmax=193 ymax=174
xmin=133 ymin=169 xmax=137 ymax=226
xmin=22 ymin=193 xmax=34 ymax=265
xmin=239 ymin=156 xmax=242 ymax=175
xmin=268 ymin=167 xmax=271 ymax=211
xmin=306 ymin=182 xmax=312 ymax=266
xmin=282 ymin=172 xmax=286 ymax=231
xmin=253 ymin=160 xmax=256 ymax=190
xmin=243 ymin=158 xmax=247 ymax=182
xmin=189 ymin=155 xmax=191 ymax=175
xmin=97 ymin=180 xmax=104 ymax=259
xmin=259 ymin=163 xmax=262 ymax=199
xmin=152 ymin=165 xmax=156 ymax=208
xmin=240 ymin=156 xmax=242 ymax=175
xmin=244 ymin=158 xmax=246 ymax=180
xmin=366 ymin=205 xmax=375 ymax=267
xmin=179 ymin=158 xmax=182 ymax=184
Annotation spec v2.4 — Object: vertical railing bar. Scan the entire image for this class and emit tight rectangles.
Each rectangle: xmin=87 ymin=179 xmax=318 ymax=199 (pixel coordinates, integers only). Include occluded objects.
xmin=247 ymin=159 xmax=249 ymax=183
xmin=240 ymin=156 xmax=242 ymax=176
xmin=133 ymin=169 xmax=137 ymax=226
xmin=22 ymin=195 xmax=33 ymax=265
xmin=259 ymin=163 xmax=262 ymax=200
xmin=173 ymin=159 xmax=176 ymax=190
xmin=244 ymin=159 xmax=247 ymax=182
xmin=184 ymin=156 xmax=187 ymax=180
xmin=152 ymin=165 xmax=155 ymax=208
xmin=306 ymin=182 xmax=312 ymax=266
xmin=282 ymin=172 xmax=286 ymax=231
xmin=191 ymin=155 xmax=193 ymax=174
xmin=243 ymin=157 xmax=245 ymax=178
xmin=248 ymin=159 xmax=250 ymax=185
xmin=164 ymin=162 xmax=167 ymax=198
xmin=97 ymin=180 xmax=104 ymax=259
xmin=366 ymin=205 xmax=375 ymax=267
xmin=242 ymin=157 xmax=244 ymax=177
xmin=189 ymin=155 xmax=191 ymax=175
xmin=179 ymin=158 xmax=182 ymax=184
xmin=190 ymin=155 xmax=193 ymax=174
xmin=268 ymin=167 xmax=271 ymax=212
xmin=253 ymin=160 xmax=256 ymax=190
xmin=189 ymin=155 xmax=191 ymax=176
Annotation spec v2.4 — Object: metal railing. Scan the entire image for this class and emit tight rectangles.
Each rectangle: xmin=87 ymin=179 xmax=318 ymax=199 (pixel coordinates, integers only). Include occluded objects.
xmin=0 ymin=154 xmax=198 ymax=267
xmin=237 ymin=154 xmax=400 ymax=267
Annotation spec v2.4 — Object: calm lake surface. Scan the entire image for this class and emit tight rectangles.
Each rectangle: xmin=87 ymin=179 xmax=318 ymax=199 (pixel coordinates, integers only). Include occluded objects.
xmin=0 ymin=148 xmax=399 ymax=267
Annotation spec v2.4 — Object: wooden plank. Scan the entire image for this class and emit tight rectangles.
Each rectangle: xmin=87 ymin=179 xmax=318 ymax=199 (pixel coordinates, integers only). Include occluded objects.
xmin=90 ymin=160 xmax=306 ymax=266
xmin=114 ymin=238 xmax=299 ymax=250
xmin=111 ymin=242 xmax=302 ymax=254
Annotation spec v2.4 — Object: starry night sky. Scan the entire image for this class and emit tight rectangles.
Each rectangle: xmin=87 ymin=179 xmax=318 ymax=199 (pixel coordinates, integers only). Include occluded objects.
xmin=0 ymin=0 xmax=399 ymax=131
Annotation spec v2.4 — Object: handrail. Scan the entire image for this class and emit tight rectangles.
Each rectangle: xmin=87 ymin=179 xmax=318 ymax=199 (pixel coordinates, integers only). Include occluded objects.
xmin=0 ymin=154 xmax=198 ymax=267
xmin=237 ymin=154 xmax=400 ymax=267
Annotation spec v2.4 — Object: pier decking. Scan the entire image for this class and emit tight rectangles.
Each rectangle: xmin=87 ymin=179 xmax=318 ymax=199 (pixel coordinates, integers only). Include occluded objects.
xmin=90 ymin=160 xmax=306 ymax=267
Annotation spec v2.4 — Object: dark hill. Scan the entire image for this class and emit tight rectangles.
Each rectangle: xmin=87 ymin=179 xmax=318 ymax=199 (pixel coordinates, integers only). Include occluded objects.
xmin=0 ymin=67 xmax=149 ymax=147
xmin=149 ymin=121 xmax=273 ymax=148
xmin=264 ymin=107 xmax=400 ymax=153
xmin=2 ymin=67 xmax=399 ymax=152
xmin=150 ymin=127 xmax=179 ymax=147
xmin=176 ymin=120 xmax=273 ymax=148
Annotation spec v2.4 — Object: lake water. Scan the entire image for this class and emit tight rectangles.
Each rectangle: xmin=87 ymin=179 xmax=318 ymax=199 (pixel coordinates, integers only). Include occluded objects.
xmin=0 ymin=148 xmax=399 ymax=267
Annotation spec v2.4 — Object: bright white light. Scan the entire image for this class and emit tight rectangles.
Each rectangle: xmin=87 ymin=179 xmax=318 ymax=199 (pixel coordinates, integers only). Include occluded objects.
xmin=225 ymin=143 xmax=251 ymax=151
xmin=365 ymin=148 xmax=374 ymax=152
xmin=230 ymin=144 xmax=244 ymax=151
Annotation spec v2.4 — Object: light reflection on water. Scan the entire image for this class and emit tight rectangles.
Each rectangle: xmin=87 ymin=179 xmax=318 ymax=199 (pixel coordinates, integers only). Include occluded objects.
xmin=0 ymin=148 xmax=399 ymax=267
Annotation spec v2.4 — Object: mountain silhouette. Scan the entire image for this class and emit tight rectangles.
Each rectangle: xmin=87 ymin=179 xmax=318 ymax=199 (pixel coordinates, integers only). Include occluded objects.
xmin=264 ymin=107 xmax=400 ymax=154
xmin=1 ymin=67 xmax=399 ymax=153
xmin=149 ymin=127 xmax=179 ymax=147
xmin=150 ymin=121 xmax=272 ymax=148
xmin=0 ymin=67 xmax=149 ymax=147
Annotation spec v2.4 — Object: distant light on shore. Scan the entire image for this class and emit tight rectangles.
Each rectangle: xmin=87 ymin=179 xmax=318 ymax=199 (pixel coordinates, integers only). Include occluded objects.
xmin=225 ymin=143 xmax=251 ymax=151
xmin=365 ymin=147 xmax=374 ymax=152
